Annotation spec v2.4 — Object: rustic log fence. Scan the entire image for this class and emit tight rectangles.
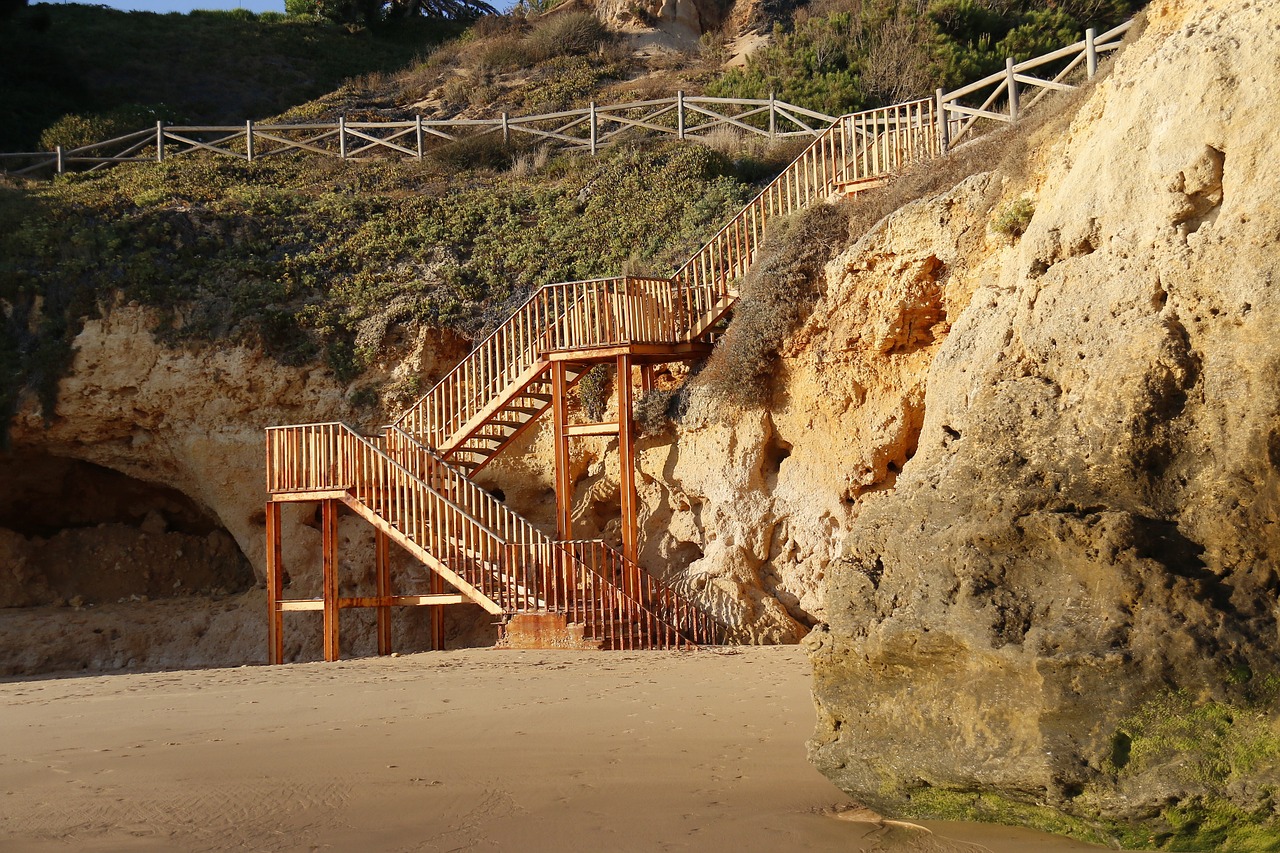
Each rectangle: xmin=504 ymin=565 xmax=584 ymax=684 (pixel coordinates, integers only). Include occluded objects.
xmin=936 ymin=22 xmax=1133 ymax=148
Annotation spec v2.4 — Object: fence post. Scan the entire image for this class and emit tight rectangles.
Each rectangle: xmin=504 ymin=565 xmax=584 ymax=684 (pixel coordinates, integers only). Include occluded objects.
xmin=339 ymin=116 xmax=347 ymax=160
xmin=415 ymin=115 xmax=424 ymax=159
xmin=935 ymin=87 xmax=948 ymax=154
xmin=502 ymin=111 xmax=510 ymax=145
xmin=589 ymin=102 xmax=597 ymax=155
xmin=155 ymin=121 xmax=165 ymax=163
xmin=1085 ymin=27 xmax=1098 ymax=78
xmin=1006 ymin=57 xmax=1020 ymax=122
xmin=769 ymin=91 xmax=777 ymax=140
xmin=677 ymin=91 xmax=685 ymax=140
xmin=246 ymin=120 xmax=255 ymax=162
xmin=55 ymin=145 xmax=64 ymax=175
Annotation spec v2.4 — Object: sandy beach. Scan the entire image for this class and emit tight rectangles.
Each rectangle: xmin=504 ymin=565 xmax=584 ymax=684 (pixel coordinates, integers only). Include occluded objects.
xmin=0 ymin=646 xmax=1108 ymax=852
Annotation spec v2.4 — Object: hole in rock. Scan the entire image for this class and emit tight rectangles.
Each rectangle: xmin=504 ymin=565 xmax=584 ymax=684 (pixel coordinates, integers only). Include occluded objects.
xmin=765 ymin=434 xmax=793 ymax=477
xmin=0 ymin=452 xmax=255 ymax=608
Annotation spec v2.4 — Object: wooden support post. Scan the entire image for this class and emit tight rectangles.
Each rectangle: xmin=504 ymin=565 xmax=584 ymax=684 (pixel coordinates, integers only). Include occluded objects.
xmin=155 ymin=121 xmax=165 ymax=163
xmin=55 ymin=145 xmax=64 ymax=175
xmin=375 ymin=528 xmax=391 ymax=656
xmin=321 ymin=499 xmax=340 ymax=662
xmin=502 ymin=112 xmax=510 ymax=145
xmin=246 ymin=120 xmax=255 ymax=162
xmin=640 ymin=364 xmax=655 ymax=396
xmin=935 ymin=88 xmax=948 ymax=154
xmin=769 ymin=92 xmax=777 ymax=140
xmin=1085 ymin=27 xmax=1098 ymax=78
xmin=1006 ymin=57 xmax=1020 ymax=122
xmin=339 ymin=116 xmax=348 ymax=160
xmin=677 ymin=91 xmax=685 ymax=140
xmin=415 ymin=115 xmax=424 ymax=159
xmin=431 ymin=569 xmax=445 ymax=651
xmin=550 ymin=360 xmax=573 ymax=540
xmin=617 ymin=353 xmax=639 ymax=571
xmin=265 ymin=501 xmax=284 ymax=665
xmin=589 ymin=102 xmax=598 ymax=156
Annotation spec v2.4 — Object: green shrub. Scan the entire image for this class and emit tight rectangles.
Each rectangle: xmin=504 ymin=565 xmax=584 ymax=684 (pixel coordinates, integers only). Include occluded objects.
xmin=707 ymin=0 xmax=1143 ymax=118
xmin=992 ymin=196 xmax=1035 ymax=238
xmin=427 ymin=132 xmax=519 ymax=170
xmin=635 ymin=388 xmax=678 ymax=436
xmin=39 ymin=104 xmax=176 ymax=152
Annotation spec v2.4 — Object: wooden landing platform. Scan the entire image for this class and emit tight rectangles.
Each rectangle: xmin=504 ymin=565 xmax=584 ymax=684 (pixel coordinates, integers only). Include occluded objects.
xmin=545 ymin=341 xmax=713 ymax=364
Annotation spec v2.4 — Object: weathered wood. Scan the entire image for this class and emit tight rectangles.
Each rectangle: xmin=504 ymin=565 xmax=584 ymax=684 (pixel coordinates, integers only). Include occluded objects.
xmin=565 ymin=421 xmax=620 ymax=437
xmin=550 ymin=361 xmax=572 ymax=540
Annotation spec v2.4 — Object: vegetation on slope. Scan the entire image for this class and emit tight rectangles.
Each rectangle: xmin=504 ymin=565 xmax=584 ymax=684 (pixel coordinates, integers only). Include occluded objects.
xmin=0 ymin=3 xmax=462 ymax=151
xmin=707 ymin=0 xmax=1145 ymax=115
xmin=0 ymin=140 xmax=755 ymax=433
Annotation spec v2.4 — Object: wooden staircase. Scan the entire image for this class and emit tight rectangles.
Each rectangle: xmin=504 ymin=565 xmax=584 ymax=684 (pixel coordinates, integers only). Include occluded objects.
xmin=266 ymin=8 xmax=1134 ymax=654
xmin=265 ymin=97 xmax=946 ymax=658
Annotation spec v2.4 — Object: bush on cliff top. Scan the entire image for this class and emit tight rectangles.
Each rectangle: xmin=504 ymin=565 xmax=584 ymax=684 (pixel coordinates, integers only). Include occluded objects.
xmin=0 ymin=3 xmax=458 ymax=152
xmin=700 ymin=200 xmax=855 ymax=406
xmin=706 ymin=0 xmax=1144 ymax=117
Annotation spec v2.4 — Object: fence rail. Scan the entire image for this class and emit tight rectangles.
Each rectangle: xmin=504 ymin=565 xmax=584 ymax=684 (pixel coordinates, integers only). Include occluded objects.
xmin=1 ymin=95 xmax=835 ymax=178
xmin=937 ymin=22 xmax=1132 ymax=147
xmin=3 ymin=22 xmax=1131 ymax=178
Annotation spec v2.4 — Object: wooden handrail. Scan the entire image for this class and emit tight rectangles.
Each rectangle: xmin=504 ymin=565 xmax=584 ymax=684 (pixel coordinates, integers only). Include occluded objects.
xmin=386 ymin=425 xmax=726 ymax=645
xmin=267 ymin=421 xmax=723 ymax=646
xmin=392 ymin=99 xmax=940 ymax=453
xmin=264 ymin=22 xmax=1137 ymax=650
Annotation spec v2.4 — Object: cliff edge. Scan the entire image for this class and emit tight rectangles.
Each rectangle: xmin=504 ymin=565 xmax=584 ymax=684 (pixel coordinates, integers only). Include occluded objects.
xmin=807 ymin=0 xmax=1280 ymax=845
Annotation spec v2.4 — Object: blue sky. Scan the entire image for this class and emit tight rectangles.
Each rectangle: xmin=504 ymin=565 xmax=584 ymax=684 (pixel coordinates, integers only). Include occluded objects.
xmin=48 ymin=0 xmax=289 ymax=12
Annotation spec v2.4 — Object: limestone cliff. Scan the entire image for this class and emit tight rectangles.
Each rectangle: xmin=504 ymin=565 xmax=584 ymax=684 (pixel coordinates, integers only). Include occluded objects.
xmin=797 ymin=0 xmax=1280 ymax=843
xmin=1 ymin=305 xmax=475 ymax=672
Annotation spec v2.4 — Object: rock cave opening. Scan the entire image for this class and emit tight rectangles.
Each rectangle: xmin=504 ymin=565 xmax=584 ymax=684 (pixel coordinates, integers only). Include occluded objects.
xmin=765 ymin=433 xmax=793 ymax=480
xmin=0 ymin=452 xmax=255 ymax=608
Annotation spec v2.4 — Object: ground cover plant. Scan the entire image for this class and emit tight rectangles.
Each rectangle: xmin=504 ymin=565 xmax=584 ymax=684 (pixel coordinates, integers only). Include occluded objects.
xmin=0 ymin=139 xmax=752 ymax=436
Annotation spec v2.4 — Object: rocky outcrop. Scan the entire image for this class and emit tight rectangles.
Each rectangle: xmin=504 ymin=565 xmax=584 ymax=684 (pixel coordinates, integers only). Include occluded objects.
xmin=806 ymin=0 xmax=1280 ymax=842
xmin=1 ymin=303 xmax=476 ymax=672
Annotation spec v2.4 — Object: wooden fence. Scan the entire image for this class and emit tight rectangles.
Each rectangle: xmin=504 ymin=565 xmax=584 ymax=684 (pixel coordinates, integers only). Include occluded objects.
xmin=937 ymin=22 xmax=1133 ymax=148
xmin=0 ymin=94 xmax=834 ymax=178
xmin=0 ymin=20 xmax=1134 ymax=179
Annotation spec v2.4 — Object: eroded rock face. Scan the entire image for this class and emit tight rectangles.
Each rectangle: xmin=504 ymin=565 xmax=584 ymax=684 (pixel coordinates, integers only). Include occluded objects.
xmin=469 ymin=171 xmax=1001 ymax=643
xmin=808 ymin=0 xmax=1280 ymax=833
xmin=591 ymin=0 xmax=730 ymax=38
xmin=2 ymin=305 xmax=477 ymax=672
